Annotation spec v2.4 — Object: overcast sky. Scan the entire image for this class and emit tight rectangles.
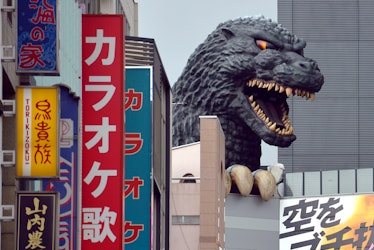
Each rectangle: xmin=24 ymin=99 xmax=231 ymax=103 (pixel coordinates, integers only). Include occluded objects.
xmin=136 ymin=0 xmax=278 ymax=165
xmin=137 ymin=0 xmax=277 ymax=85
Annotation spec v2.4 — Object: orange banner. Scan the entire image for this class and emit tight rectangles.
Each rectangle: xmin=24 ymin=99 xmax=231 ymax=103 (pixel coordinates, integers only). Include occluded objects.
xmin=280 ymin=194 xmax=374 ymax=249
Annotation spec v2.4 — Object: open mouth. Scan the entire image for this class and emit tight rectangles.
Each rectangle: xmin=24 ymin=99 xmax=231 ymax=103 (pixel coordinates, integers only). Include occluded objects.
xmin=245 ymin=79 xmax=315 ymax=136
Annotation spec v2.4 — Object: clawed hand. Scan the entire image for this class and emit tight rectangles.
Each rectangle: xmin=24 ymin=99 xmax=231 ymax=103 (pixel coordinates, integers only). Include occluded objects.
xmin=225 ymin=163 xmax=285 ymax=201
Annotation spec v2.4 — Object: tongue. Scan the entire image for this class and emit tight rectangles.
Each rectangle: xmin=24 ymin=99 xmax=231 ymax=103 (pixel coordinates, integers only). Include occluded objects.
xmin=256 ymin=99 xmax=284 ymax=127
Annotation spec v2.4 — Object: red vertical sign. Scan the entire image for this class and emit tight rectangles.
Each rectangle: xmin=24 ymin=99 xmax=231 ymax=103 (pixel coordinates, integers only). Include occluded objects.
xmin=81 ymin=15 xmax=124 ymax=249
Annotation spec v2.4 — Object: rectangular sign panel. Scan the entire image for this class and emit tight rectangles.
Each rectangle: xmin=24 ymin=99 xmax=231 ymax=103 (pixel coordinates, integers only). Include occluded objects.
xmin=17 ymin=0 xmax=59 ymax=74
xmin=16 ymin=192 xmax=59 ymax=250
xmin=124 ymin=66 xmax=152 ymax=249
xmin=81 ymin=15 xmax=124 ymax=249
xmin=42 ymin=86 xmax=78 ymax=250
xmin=280 ymin=194 xmax=374 ymax=249
xmin=16 ymin=86 xmax=59 ymax=178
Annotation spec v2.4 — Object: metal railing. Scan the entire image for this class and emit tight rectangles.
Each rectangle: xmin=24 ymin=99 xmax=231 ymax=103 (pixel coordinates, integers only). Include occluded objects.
xmin=284 ymin=168 xmax=374 ymax=197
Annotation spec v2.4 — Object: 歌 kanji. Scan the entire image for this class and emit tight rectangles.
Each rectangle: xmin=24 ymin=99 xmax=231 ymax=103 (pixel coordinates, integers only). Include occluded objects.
xmin=82 ymin=207 xmax=117 ymax=243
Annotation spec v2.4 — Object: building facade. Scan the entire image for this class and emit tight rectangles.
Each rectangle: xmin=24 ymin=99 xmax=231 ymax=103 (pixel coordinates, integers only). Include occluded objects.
xmin=125 ymin=36 xmax=172 ymax=249
xmin=171 ymin=1 xmax=374 ymax=249
xmin=278 ymin=0 xmax=374 ymax=173
xmin=171 ymin=116 xmax=226 ymax=250
xmin=0 ymin=1 xmax=171 ymax=249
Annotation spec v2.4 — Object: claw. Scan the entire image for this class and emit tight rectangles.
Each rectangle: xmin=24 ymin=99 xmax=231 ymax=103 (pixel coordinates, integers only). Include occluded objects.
xmin=225 ymin=171 xmax=232 ymax=197
xmin=267 ymin=163 xmax=285 ymax=184
xmin=254 ymin=169 xmax=276 ymax=201
xmin=228 ymin=165 xmax=254 ymax=196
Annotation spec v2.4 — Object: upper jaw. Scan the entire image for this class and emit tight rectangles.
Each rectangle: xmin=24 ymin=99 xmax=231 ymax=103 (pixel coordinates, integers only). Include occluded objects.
xmin=247 ymin=78 xmax=316 ymax=100
xmin=245 ymin=78 xmax=316 ymax=138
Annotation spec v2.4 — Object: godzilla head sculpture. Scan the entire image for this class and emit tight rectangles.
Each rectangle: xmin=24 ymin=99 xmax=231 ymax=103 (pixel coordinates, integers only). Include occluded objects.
xmin=172 ymin=16 xmax=324 ymax=198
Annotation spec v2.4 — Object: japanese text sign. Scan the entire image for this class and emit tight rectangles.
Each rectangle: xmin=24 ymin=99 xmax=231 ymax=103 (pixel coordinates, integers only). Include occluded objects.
xmin=16 ymin=192 xmax=59 ymax=250
xmin=42 ymin=86 xmax=79 ymax=250
xmin=17 ymin=0 xmax=59 ymax=74
xmin=124 ymin=67 xmax=152 ymax=249
xmin=16 ymin=86 xmax=60 ymax=178
xmin=81 ymin=15 xmax=124 ymax=249
xmin=280 ymin=194 xmax=374 ymax=249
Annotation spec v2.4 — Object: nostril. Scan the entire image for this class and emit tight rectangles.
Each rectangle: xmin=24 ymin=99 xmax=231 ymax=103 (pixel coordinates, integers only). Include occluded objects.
xmin=299 ymin=62 xmax=308 ymax=69
xmin=293 ymin=61 xmax=312 ymax=72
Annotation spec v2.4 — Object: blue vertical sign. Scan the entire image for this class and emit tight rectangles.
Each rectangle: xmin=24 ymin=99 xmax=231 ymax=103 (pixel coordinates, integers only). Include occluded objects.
xmin=124 ymin=67 xmax=152 ymax=249
xmin=17 ymin=0 xmax=59 ymax=74
xmin=42 ymin=86 xmax=78 ymax=250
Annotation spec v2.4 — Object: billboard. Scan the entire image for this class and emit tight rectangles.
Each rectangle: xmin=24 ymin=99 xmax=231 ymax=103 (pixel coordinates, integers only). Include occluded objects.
xmin=280 ymin=194 xmax=374 ymax=249
xmin=17 ymin=0 xmax=59 ymax=74
xmin=81 ymin=15 xmax=124 ymax=249
xmin=16 ymin=86 xmax=60 ymax=178
xmin=42 ymin=86 xmax=79 ymax=250
xmin=16 ymin=192 xmax=59 ymax=250
xmin=124 ymin=66 xmax=152 ymax=249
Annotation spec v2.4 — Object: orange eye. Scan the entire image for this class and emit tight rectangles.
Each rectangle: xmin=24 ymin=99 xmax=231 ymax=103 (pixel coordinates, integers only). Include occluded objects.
xmin=256 ymin=40 xmax=277 ymax=50
xmin=256 ymin=40 xmax=267 ymax=50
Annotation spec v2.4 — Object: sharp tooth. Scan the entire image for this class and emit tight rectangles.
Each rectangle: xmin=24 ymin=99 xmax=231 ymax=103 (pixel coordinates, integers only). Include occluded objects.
xmin=249 ymin=95 xmax=254 ymax=102
xmin=279 ymin=86 xmax=285 ymax=93
xmin=269 ymin=123 xmax=276 ymax=131
xmin=275 ymin=84 xmax=280 ymax=92
xmin=254 ymin=104 xmax=260 ymax=112
xmin=267 ymin=83 xmax=274 ymax=91
xmin=286 ymin=87 xmax=293 ymax=97
xmin=289 ymin=126 xmax=294 ymax=134
xmin=258 ymin=81 xmax=264 ymax=88
xmin=310 ymin=93 xmax=315 ymax=101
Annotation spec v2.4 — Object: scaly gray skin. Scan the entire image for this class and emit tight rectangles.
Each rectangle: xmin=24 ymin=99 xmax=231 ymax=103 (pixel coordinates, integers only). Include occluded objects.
xmin=172 ymin=16 xmax=324 ymax=172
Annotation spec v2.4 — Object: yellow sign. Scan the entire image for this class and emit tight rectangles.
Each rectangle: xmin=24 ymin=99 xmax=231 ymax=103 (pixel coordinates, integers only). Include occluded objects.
xmin=16 ymin=87 xmax=59 ymax=178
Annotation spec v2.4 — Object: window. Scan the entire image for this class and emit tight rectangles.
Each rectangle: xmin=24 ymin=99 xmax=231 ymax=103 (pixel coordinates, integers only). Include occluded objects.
xmin=180 ymin=173 xmax=196 ymax=183
xmin=172 ymin=215 xmax=199 ymax=225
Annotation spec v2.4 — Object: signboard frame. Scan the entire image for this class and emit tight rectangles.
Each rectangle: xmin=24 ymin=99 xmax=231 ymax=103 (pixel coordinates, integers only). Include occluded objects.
xmin=124 ymin=66 xmax=153 ymax=249
xmin=16 ymin=192 xmax=59 ymax=250
xmin=81 ymin=14 xmax=124 ymax=249
xmin=16 ymin=0 xmax=60 ymax=75
xmin=16 ymin=86 xmax=60 ymax=178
